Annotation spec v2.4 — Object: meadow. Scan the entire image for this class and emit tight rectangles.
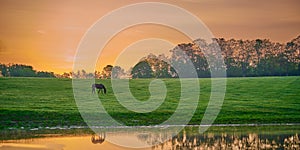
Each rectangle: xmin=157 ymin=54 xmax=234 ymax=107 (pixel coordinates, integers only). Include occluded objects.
xmin=0 ymin=76 xmax=300 ymax=131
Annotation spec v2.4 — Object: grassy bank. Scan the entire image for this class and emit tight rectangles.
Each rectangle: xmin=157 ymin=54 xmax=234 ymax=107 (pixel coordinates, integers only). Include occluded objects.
xmin=0 ymin=76 xmax=299 ymax=130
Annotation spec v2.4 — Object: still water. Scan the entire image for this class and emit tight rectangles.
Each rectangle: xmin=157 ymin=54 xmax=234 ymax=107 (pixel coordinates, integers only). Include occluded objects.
xmin=1 ymin=125 xmax=299 ymax=150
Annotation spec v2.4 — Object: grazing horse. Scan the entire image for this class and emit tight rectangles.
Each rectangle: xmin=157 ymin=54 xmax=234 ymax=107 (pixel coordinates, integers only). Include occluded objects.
xmin=92 ymin=84 xmax=107 ymax=94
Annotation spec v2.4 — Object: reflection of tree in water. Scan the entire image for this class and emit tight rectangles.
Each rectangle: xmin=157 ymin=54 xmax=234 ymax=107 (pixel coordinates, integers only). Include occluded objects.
xmin=91 ymin=132 xmax=105 ymax=144
xmin=284 ymin=133 xmax=300 ymax=149
xmin=137 ymin=131 xmax=175 ymax=147
xmin=137 ymin=130 xmax=300 ymax=149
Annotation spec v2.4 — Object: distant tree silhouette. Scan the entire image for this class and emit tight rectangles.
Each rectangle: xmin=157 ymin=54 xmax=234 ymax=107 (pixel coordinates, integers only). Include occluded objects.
xmin=36 ymin=71 xmax=55 ymax=78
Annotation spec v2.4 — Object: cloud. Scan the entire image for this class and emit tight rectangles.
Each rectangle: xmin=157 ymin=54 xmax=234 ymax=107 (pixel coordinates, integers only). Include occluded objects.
xmin=37 ymin=30 xmax=46 ymax=35
xmin=65 ymin=54 xmax=75 ymax=63
xmin=63 ymin=26 xmax=85 ymax=31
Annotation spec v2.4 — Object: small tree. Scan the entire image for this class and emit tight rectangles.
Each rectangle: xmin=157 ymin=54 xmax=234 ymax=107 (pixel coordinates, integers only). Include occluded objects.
xmin=111 ymin=66 xmax=125 ymax=79
xmin=102 ymin=65 xmax=113 ymax=79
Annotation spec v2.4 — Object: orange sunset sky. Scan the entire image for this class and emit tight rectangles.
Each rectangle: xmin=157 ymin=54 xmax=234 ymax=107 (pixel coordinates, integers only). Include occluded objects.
xmin=0 ymin=0 xmax=300 ymax=74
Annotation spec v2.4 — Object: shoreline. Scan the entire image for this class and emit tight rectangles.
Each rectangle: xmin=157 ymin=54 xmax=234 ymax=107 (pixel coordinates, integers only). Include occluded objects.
xmin=3 ymin=123 xmax=300 ymax=131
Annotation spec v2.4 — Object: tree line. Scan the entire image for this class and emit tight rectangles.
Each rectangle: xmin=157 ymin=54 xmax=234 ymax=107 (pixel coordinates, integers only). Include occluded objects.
xmin=1 ymin=35 xmax=299 ymax=78
xmin=0 ymin=63 xmax=126 ymax=79
xmin=0 ymin=64 xmax=55 ymax=77
xmin=57 ymin=65 xmax=126 ymax=79
xmin=131 ymin=35 xmax=300 ymax=78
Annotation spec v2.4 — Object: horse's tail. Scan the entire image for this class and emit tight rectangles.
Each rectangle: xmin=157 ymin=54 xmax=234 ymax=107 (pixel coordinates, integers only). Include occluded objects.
xmin=103 ymin=85 xmax=107 ymax=94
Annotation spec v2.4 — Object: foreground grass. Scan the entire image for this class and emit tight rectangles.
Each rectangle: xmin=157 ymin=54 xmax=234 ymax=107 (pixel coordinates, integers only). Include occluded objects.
xmin=0 ymin=76 xmax=299 ymax=130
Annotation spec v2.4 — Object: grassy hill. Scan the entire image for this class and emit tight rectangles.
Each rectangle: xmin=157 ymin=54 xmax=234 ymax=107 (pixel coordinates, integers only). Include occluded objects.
xmin=0 ymin=76 xmax=299 ymax=130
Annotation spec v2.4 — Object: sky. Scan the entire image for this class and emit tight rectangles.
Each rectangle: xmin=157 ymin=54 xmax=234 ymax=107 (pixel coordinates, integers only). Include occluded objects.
xmin=0 ymin=0 xmax=299 ymax=73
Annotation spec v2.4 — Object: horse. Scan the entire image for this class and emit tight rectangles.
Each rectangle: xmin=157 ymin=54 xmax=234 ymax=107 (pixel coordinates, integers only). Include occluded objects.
xmin=92 ymin=83 xmax=107 ymax=94
xmin=91 ymin=132 xmax=105 ymax=144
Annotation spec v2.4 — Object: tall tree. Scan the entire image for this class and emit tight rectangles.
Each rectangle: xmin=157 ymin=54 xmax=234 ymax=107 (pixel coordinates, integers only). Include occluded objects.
xmin=254 ymin=39 xmax=263 ymax=65
xmin=131 ymin=61 xmax=153 ymax=78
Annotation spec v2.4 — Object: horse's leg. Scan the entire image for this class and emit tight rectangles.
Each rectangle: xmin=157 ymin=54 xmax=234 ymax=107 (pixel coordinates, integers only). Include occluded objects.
xmin=98 ymin=89 xmax=100 ymax=94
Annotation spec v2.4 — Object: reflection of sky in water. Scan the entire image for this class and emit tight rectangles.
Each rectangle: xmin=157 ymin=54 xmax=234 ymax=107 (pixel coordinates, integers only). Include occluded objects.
xmin=1 ymin=127 xmax=299 ymax=150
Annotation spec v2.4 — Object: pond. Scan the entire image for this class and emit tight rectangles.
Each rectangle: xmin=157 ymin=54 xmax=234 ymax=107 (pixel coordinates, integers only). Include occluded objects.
xmin=1 ymin=125 xmax=299 ymax=150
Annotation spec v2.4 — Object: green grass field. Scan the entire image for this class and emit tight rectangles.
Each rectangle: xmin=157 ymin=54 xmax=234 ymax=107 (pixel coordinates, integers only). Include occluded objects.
xmin=0 ymin=76 xmax=300 ymax=130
